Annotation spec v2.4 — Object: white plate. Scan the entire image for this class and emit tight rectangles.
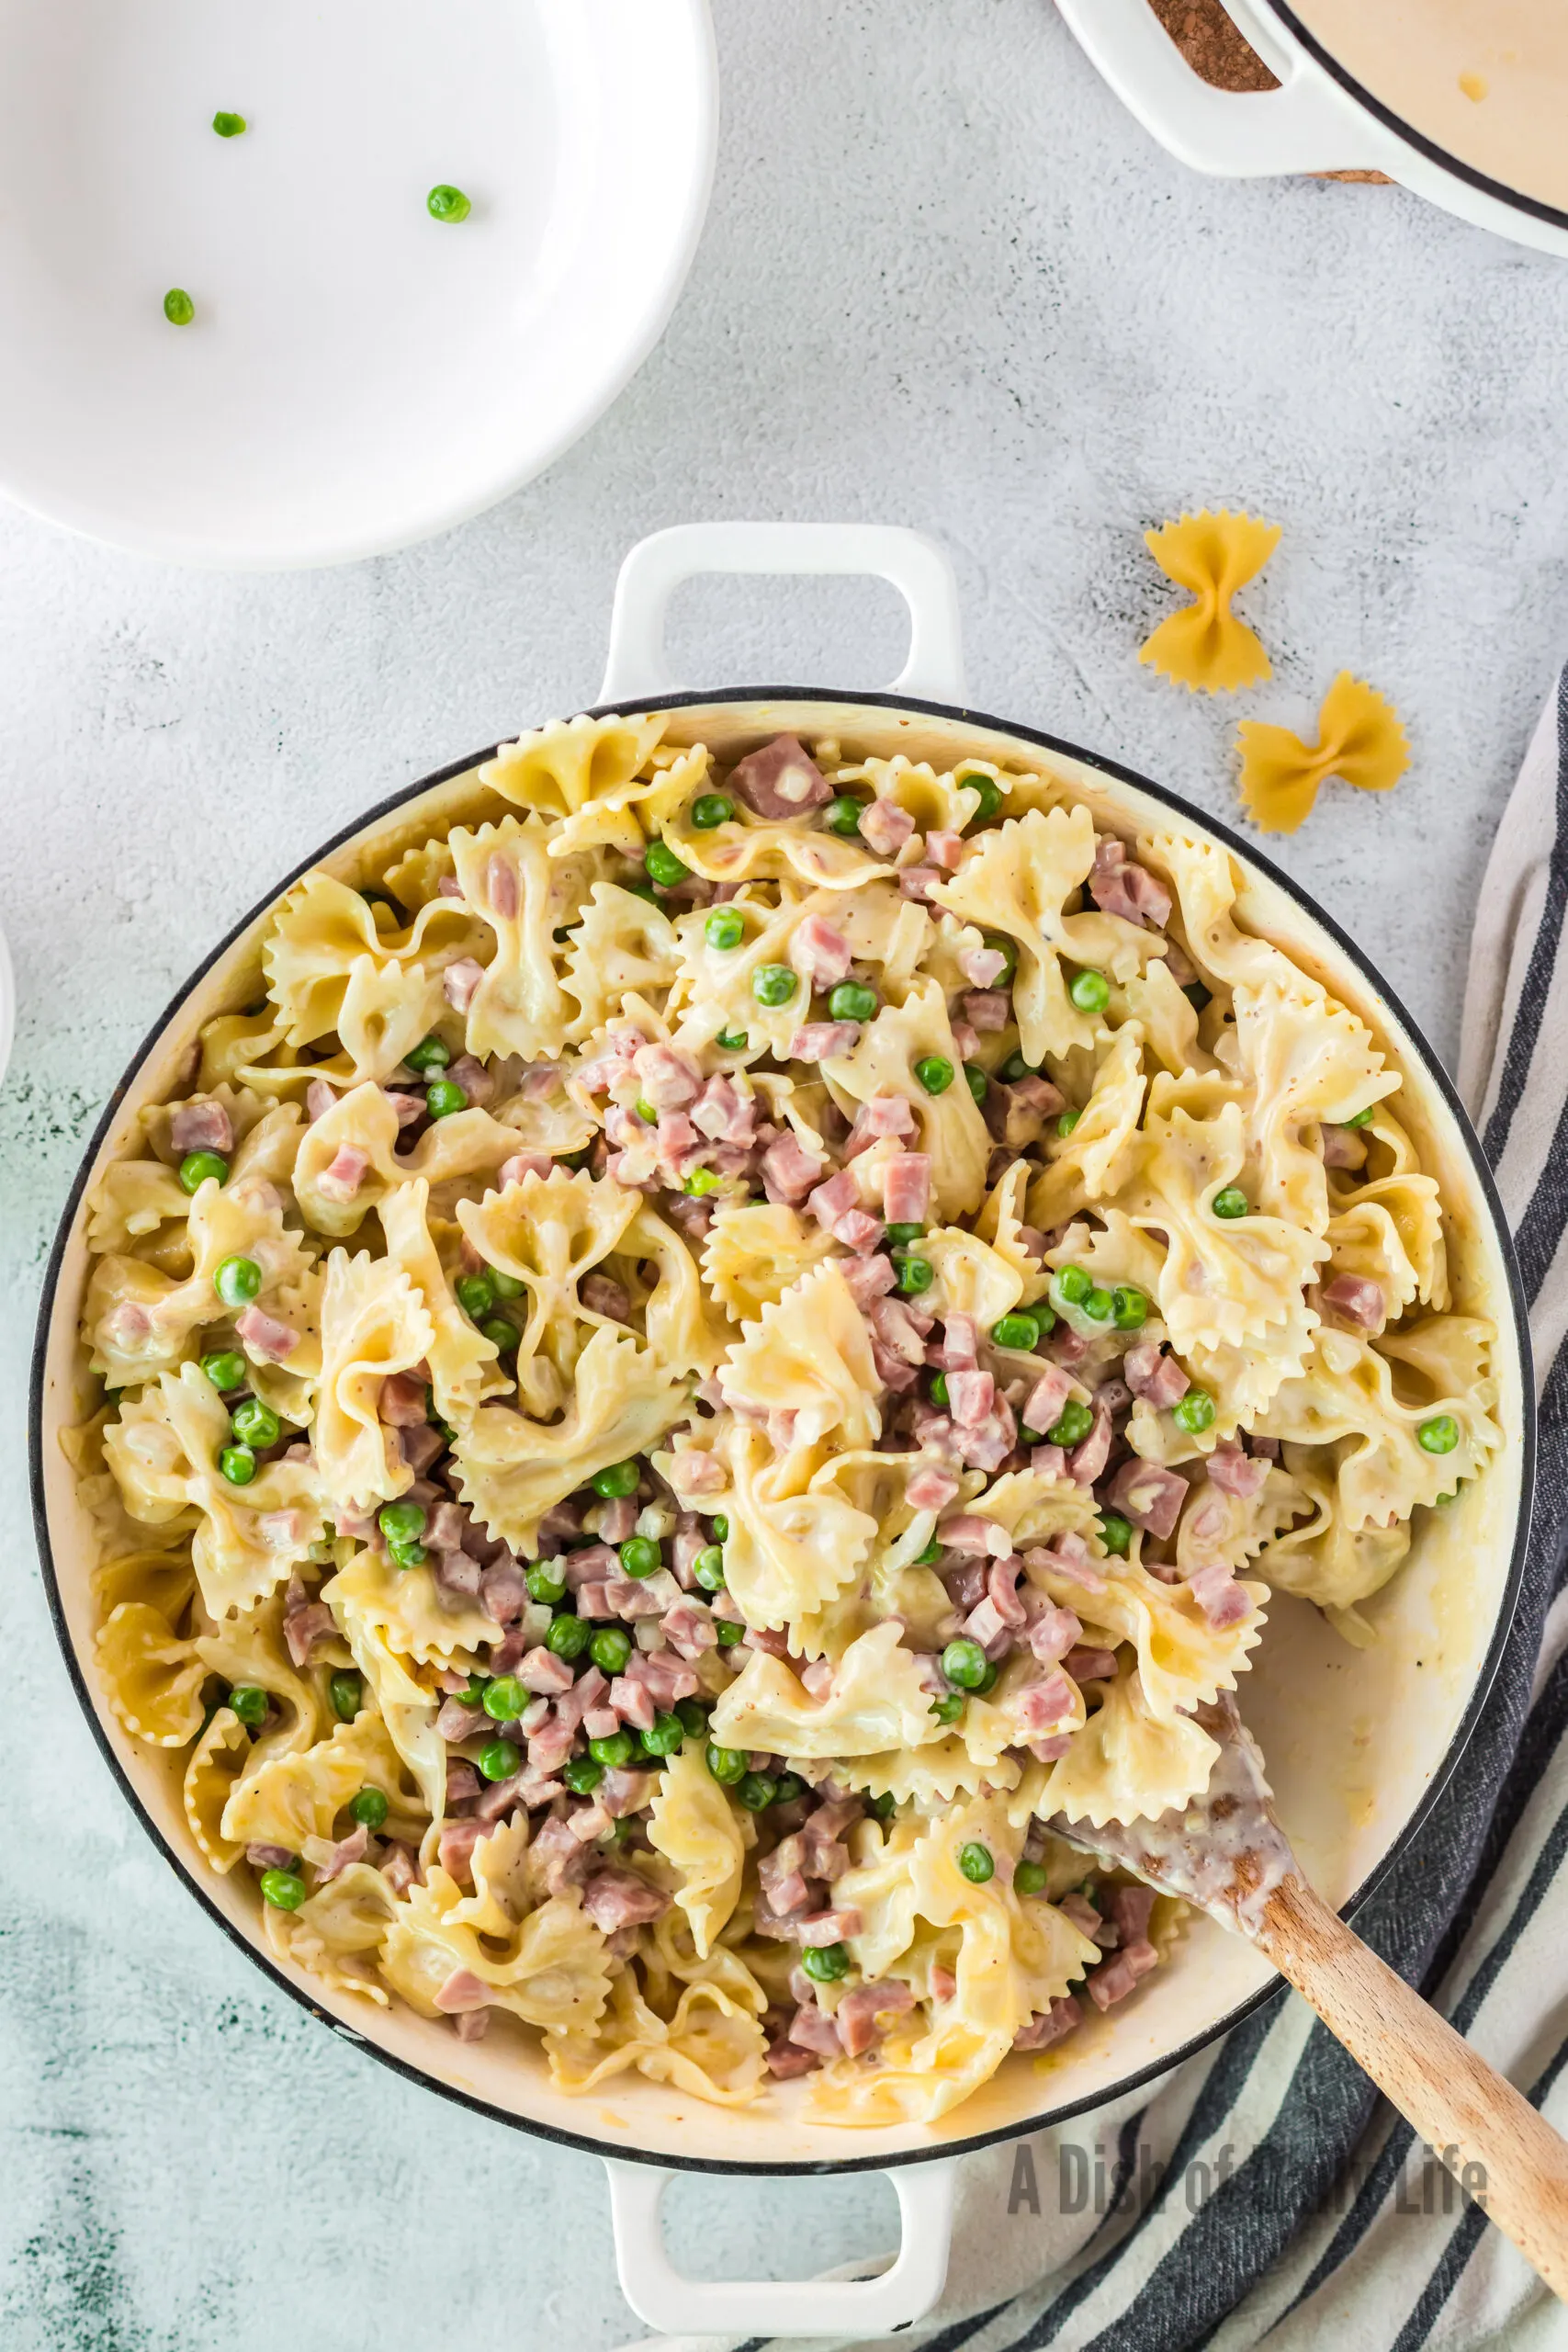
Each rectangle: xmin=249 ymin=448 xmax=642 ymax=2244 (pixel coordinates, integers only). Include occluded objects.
xmin=0 ymin=0 xmax=717 ymax=567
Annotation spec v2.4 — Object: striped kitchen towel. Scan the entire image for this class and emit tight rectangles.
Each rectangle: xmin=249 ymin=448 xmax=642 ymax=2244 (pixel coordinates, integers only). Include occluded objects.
xmin=618 ymin=670 xmax=1568 ymax=2352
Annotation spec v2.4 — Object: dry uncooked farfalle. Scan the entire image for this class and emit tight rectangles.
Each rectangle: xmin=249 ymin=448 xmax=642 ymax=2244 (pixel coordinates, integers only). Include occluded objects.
xmin=1138 ymin=508 xmax=1281 ymax=694
xmin=1236 ymin=672 xmax=1410 ymax=834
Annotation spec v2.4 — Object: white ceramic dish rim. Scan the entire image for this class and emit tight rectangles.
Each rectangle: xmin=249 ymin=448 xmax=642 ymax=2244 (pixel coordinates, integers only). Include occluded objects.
xmin=29 ymin=680 xmax=1537 ymax=2175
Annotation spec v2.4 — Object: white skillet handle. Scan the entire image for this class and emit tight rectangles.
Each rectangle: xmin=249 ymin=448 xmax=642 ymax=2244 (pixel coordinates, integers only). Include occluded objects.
xmin=1055 ymin=0 xmax=1391 ymax=177
xmin=598 ymin=520 xmax=967 ymax=706
xmin=605 ymin=2154 xmax=958 ymax=2337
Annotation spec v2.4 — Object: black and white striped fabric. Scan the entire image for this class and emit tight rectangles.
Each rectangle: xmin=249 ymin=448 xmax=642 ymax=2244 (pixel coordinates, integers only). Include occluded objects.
xmin=619 ymin=673 xmax=1568 ymax=2352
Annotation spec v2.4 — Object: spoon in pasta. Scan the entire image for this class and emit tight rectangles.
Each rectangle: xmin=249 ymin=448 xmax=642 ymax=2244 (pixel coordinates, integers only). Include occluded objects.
xmin=1050 ymin=1698 xmax=1568 ymax=2299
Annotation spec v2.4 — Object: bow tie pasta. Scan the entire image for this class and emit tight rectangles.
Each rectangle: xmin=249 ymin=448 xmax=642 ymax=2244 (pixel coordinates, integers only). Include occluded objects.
xmin=74 ymin=712 xmax=1498 ymax=2122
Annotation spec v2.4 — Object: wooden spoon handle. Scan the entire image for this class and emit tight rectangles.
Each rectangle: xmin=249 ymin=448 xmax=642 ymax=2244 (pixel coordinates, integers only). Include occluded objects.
xmin=1256 ymin=1875 xmax=1568 ymax=2298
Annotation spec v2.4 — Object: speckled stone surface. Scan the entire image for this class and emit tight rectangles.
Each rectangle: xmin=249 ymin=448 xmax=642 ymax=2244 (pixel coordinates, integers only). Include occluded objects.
xmin=6 ymin=5 xmax=1568 ymax=2345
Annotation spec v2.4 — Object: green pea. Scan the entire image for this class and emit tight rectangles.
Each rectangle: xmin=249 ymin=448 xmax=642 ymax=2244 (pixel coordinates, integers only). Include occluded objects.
xmin=752 ymin=964 xmax=797 ymax=1007
xmin=916 ymin=1055 xmax=953 ymax=1096
xmin=773 ymin=1773 xmax=807 ymax=1805
xmin=349 ymin=1786 xmax=388 ymax=1829
xmin=231 ymin=1396 xmax=280 ymax=1450
xmin=213 ymin=1254 xmax=262 ymax=1309
xmin=483 ymin=1676 xmax=529 ymax=1723
xmin=619 ymin=1536 xmax=661 ymax=1579
xmin=228 ymin=1683 xmax=268 ymax=1728
xmin=427 ymin=183 xmax=472 ymax=223
xmin=387 ymin=1536 xmax=428 ymax=1570
xmin=829 ymin=982 xmax=878 ymax=1023
xmin=404 ymin=1034 xmax=451 ymax=1073
xmin=691 ymin=794 xmax=734 ymax=829
xmin=964 ymin=1065 xmax=988 ymax=1103
xmin=1418 ymin=1414 xmax=1461 ymax=1455
xmin=1014 ymin=1860 xmax=1049 ymax=1896
xmin=547 ymin=1613 xmax=591 ymax=1660
xmin=1112 ymin=1285 xmax=1148 ymax=1330
xmin=645 ymin=840 xmax=690 ymax=888
xmin=211 ymin=110 xmax=247 ymax=137
xmin=561 ymin=1755 xmax=604 ymax=1793
xmin=490 ymin=1269 xmax=525 ymax=1300
xmin=942 ymin=1636 xmax=990 ymax=1691
xmin=164 ymin=288 xmax=195 ymax=326
xmin=179 ymin=1149 xmax=229 ymax=1194
xmin=693 ymin=1544 xmax=727 ymax=1591
xmin=455 ymin=1675 xmax=488 ymax=1708
xmin=715 ymin=1620 xmax=745 ymax=1646
xmin=624 ymin=880 xmax=660 ymax=905
xmin=322 ymin=1670 xmax=362 ymax=1724
xmin=219 ymin=1443 xmax=257 ymax=1486
xmin=931 ymin=1691 xmax=965 ymax=1725
xmin=710 ymin=1516 xmax=729 ymax=1542
xmin=1035 ymin=1302 xmax=1057 ymax=1335
xmin=1054 ymin=1264 xmax=1092 ymax=1306
xmin=1344 ymin=1107 xmax=1375 ymax=1129
xmin=897 ymin=1256 xmax=934 ymax=1296
xmin=684 ymin=1168 xmax=720 ymax=1196
xmin=589 ymin=1729 xmax=637 ymax=1769
xmin=822 ymin=794 xmax=866 ymax=837
xmin=1069 ymin=968 xmax=1111 ymax=1014
xmin=592 ymin=1460 xmax=640 ymax=1499
xmin=425 ymin=1078 xmax=468 ymax=1119
xmin=456 ymin=1271 xmax=497 ymax=1318
xmin=201 ymin=1350 xmax=246 ymax=1393
xmin=738 ymin=1771 xmax=778 ymax=1811
xmin=703 ymin=1743 xmax=747 ymax=1792
xmin=1212 ymin=1187 xmax=1249 ymax=1220
xmin=640 ymin=1713 xmax=684 ymax=1758
xmin=675 ymin=1697 xmax=711 ymax=1738
xmin=959 ymin=1841 xmax=994 ymax=1883
xmin=1047 ymin=1398 xmax=1094 ymax=1448
xmin=1099 ymin=1513 xmax=1134 ymax=1558
xmin=716 ymin=1027 xmax=750 ymax=1051
xmin=999 ymin=1051 xmax=1034 ymax=1082
xmin=259 ymin=1868 xmax=306 ymax=1911
xmin=1172 ymin=1388 xmax=1217 ymax=1436
xmin=589 ymin=1625 xmax=633 ymax=1675
xmin=802 ymin=1940 xmax=852 ymax=1982
xmin=705 ymin=908 xmax=745 ymax=952
xmin=478 ymin=1738 xmax=520 ymax=1781
xmin=886 ymin=1222 xmax=925 ymax=1246
xmin=378 ymin=1500 xmax=426 ymax=1546
xmin=928 ymin=1370 xmax=950 ymax=1409
xmin=479 ymin=1316 xmax=518 ymax=1357
xmin=991 ymin=1311 xmax=1040 ymax=1351
xmin=1083 ymin=1286 xmax=1114 ymax=1324
xmin=526 ymin=1563 xmax=567 ymax=1606
xmin=868 ymin=1792 xmax=897 ymax=1821
xmin=960 ymin=772 xmax=1002 ymax=826
xmin=914 ymin=1535 xmax=943 ymax=1566
xmin=1056 ymin=1109 xmax=1081 ymax=1137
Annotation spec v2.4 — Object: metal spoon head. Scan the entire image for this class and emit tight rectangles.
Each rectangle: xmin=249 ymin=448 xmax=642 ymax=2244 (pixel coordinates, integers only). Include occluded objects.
xmin=1048 ymin=1694 xmax=1299 ymax=1939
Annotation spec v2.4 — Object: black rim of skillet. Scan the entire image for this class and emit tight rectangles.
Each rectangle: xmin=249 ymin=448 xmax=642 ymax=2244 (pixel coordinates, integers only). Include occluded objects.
xmin=29 ymin=684 xmax=1538 ymax=2177
xmin=1267 ymin=0 xmax=1568 ymax=235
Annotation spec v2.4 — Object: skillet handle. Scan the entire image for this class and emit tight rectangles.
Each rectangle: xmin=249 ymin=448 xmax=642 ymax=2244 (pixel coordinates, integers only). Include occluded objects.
xmin=1054 ymin=0 xmax=1390 ymax=177
xmin=604 ymin=2153 xmax=958 ymax=2337
xmin=597 ymin=520 xmax=967 ymax=706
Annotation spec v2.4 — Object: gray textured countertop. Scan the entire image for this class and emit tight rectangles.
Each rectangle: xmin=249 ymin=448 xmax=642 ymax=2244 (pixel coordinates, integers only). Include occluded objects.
xmin=6 ymin=5 xmax=1568 ymax=2346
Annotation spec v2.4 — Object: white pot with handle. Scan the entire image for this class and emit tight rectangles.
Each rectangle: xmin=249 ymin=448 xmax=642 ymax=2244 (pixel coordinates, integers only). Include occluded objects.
xmin=1056 ymin=0 xmax=1568 ymax=258
xmin=33 ymin=521 xmax=1532 ymax=2337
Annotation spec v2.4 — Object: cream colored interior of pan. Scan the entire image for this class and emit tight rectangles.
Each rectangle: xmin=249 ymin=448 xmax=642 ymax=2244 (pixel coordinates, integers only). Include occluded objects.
xmin=1290 ymin=0 xmax=1568 ymax=214
xmin=38 ymin=696 xmax=1527 ymax=2167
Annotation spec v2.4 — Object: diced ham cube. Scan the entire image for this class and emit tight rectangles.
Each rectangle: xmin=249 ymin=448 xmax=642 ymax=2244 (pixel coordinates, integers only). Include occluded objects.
xmin=311 ymin=1823 xmax=370 ymax=1886
xmin=953 ymin=1399 xmax=1018 ymax=1472
xmin=1323 ymin=1124 xmax=1369 ymax=1170
xmin=235 ymin=1306 xmax=299 ymax=1363
xmin=315 ymin=1142 xmax=369 ymax=1204
xmin=789 ymin=914 xmax=853 ymax=989
xmin=380 ymin=1843 xmax=420 ymax=1895
xmin=581 ymin=1273 xmax=631 ymax=1321
xmin=834 ymin=1976 xmax=914 ymax=2055
xmin=515 ymin=1646 xmax=576 ymax=1696
xmin=1109 ymin=1885 xmax=1156 ymax=1945
xmin=306 ymin=1079 xmax=338 ymax=1124
xmin=906 ymin=1465 xmax=960 ymax=1512
xmin=859 ymin=798 xmax=915 ymax=856
xmin=448 ymin=1054 xmax=493 ymax=1107
xmin=1067 ymin=1401 xmax=1114 ymax=1488
xmin=868 ymin=1295 xmax=929 ymax=1369
xmin=247 ymin=1842 xmax=296 ymax=1870
xmin=1064 ymin=1645 xmax=1119 ymax=1684
xmin=898 ymin=866 xmax=941 ymax=902
xmin=760 ymin=1133 xmax=825 ymax=1205
xmin=257 ymin=1508 xmax=311 ymax=1553
xmin=1023 ymin=1365 xmax=1073 ymax=1435
xmin=789 ymin=1021 xmax=862 ymax=1064
xmin=434 ymin=1549 xmax=482 ymax=1602
xmin=936 ymin=1313 xmax=980 ymax=1371
xmin=938 ymin=1513 xmax=1011 ymax=1557
xmin=581 ymin=1871 xmax=671 ymax=1933
xmin=485 ymin=854 xmax=520 ymax=922
xmin=499 ymin=1150 xmax=553 ymax=1187
xmin=842 ymin=1094 xmax=917 ymax=1159
xmin=1206 ymin=1446 xmax=1269 ymax=1500
xmin=728 ymin=735 xmax=832 ymax=820
xmin=633 ymin=1042 xmax=704 ymax=1110
xmin=882 ymin=1152 xmax=931 ymax=1225
xmin=1122 ymin=1341 xmax=1190 ymax=1410
xmin=437 ymin=1819 xmax=488 ymax=1887
xmin=1106 ymin=1458 xmax=1190 ymax=1542
xmin=434 ymin=1965 xmax=491 ymax=2014
xmin=1086 ymin=1939 xmax=1159 ymax=2011
xmin=956 ymin=943 xmax=1008 ymax=988
xmin=453 ymin=2009 xmax=490 ymax=2042
xmin=796 ymin=1907 xmax=863 ymax=1948
xmin=480 ymin=1558 xmax=528 ymax=1623
xmin=947 ymin=1368 xmax=996 ymax=1430
xmin=283 ymin=1601 xmax=335 ymax=1667
xmin=662 ymin=1600 xmax=717 ymax=1660
xmin=926 ymin=830 xmax=964 ymax=873
xmin=690 ymin=1075 xmax=757 ymax=1146
xmin=444 ymin=956 xmax=485 ymax=1013
xmin=1011 ymin=1672 xmax=1075 ymax=1736
xmin=840 ymin=1253 xmax=897 ymax=1307
xmin=1026 ymin=1603 xmax=1083 ymax=1665
xmin=378 ymin=1372 xmax=430 ymax=1429
xmin=963 ymin=989 xmax=1010 ymax=1033
xmin=1188 ymin=1563 xmax=1251 ymax=1629
xmin=786 ymin=2001 xmax=843 ymax=2056
xmin=832 ymin=1208 xmax=883 ymax=1253
xmin=170 ymin=1099 xmax=234 ymax=1156
xmin=609 ymin=1676 xmax=658 ymax=1732
xmin=1089 ymin=836 xmax=1172 ymax=930
xmin=766 ymin=2040 xmax=822 ymax=2079
xmin=600 ymin=1767 xmax=655 ymax=1819
xmin=1321 ymin=1273 xmax=1386 ymax=1332
xmin=807 ymin=1169 xmax=858 ymax=1230
xmin=963 ymin=1594 xmax=1012 ymax=1657
xmin=986 ymin=1555 xmax=1027 ymax=1627
xmin=1013 ymin=1996 xmax=1082 ymax=2051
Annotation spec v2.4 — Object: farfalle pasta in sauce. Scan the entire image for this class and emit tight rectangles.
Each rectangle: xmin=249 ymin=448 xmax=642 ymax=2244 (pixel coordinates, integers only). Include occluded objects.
xmin=73 ymin=714 xmax=1499 ymax=2123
